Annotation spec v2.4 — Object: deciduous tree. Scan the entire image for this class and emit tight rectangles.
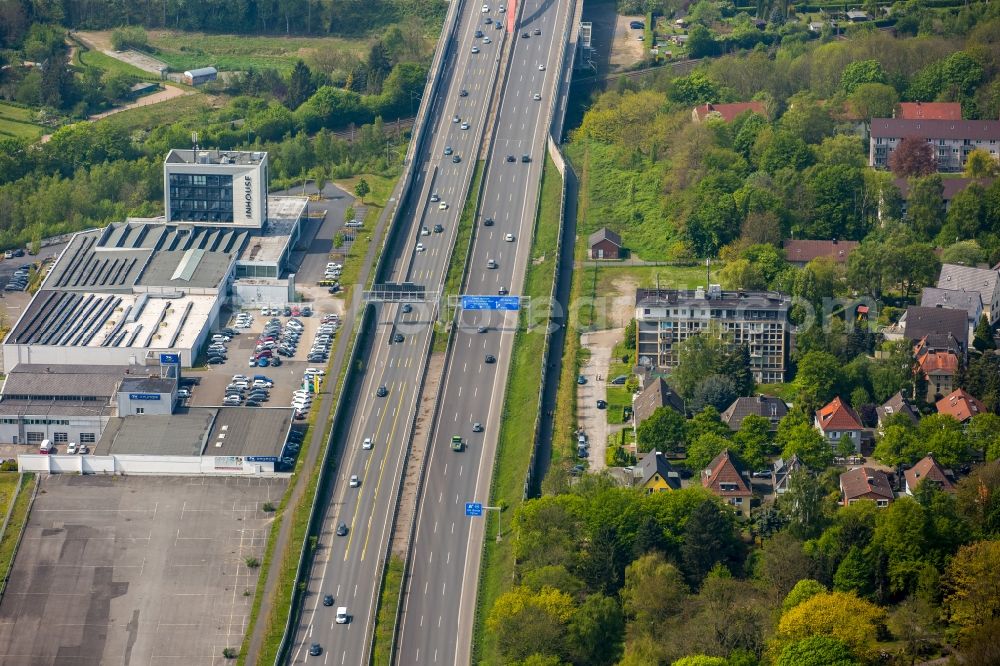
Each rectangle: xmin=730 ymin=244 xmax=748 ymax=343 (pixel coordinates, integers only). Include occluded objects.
xmin=771 ymin=591 xmax=885 ymax=662
xmin=637 ymin=406 xmax=686 ymax=454
xmin=889 ymin=137 xmax=937 ymax=178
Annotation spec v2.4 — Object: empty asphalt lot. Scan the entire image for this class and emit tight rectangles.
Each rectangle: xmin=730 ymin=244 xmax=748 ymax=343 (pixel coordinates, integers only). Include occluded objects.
xmin=0 ymin=475 xmax=287 ymax=666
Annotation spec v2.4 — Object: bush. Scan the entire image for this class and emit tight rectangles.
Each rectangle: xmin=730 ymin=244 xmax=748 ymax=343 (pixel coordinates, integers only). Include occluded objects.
xmin=222 ymin=647 xmax=237 ymax=659
xmin=262 ymin=502 xmax=276 ymax=512
xmin=110 ymin=26 xmax=149 ymax=52
xmin=244 ymin=557 xmax=260 ymax=568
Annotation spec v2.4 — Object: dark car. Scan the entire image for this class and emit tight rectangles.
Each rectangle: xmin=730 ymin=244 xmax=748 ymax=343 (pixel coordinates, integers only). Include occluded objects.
xmin=376 ymin=385 xmax=388 ymax=397
xmin=207 ymin=356 xmax=225 ymax=364
xmin=323 ymin=594 xmax=335 ymax=607
xmin=336 ymin=523 xmax=348 ymax=536
xmin=301 ymin=307 xmax=312 ymax=317
xmin=485 ymin=354 xmax=496 ymax=364
xmin=328 ymin=285 xmax=341 ymax=294
xmin=394 ymin=333 xmax=405 ymax=343
xmin=483 ymin=217 xmax=494 ymax=226
xmin=506 ymin=155 xmax=515 ymax=163
xmin=498 ymin=286 xmax=508 ymax=295
xmin=485 ymin=16 xmax=493 ymax=24
xmin=459 ymin=88 xmax=469 ymax=97
xmin=610 ymin=375 xmax=627 ymax=385
xmin=521 ymin=154 xmax=531 ymax=163
xmin=629 ymin=20 xmax=644 ymax=29
xmin=522 ymin=31 xmax=529 ymax=37
xmin=596 ymin=399 xmax=607 ymax=409
xmin=402 ymin=304 xmax=413 ymax=313
xmin=310 ymin=644 xmax=322 ymax=656
xmin=475 ymin=29 xmax=484 ymax=37
xmin=245 ymin=400 xmax=262 ymax=407
xmin=270 ymin=357 xmax=282 ymax=367
xmin=283 ymin=307 xmax=292 ymax=317
xmin=433 ymin=224 xmax=444 ymax=233
xmin=478 ymin=326 xmax=488 ymax=333
xmin=452 ymin=155 xmax=461 ymax=163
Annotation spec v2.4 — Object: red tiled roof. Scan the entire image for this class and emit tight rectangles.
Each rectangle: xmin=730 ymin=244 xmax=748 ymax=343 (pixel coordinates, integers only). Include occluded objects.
xmin=916 ymin=348 xmax=959 ymax=376
xmin=840 ymin=466 xmax=894 ymax=503
xmin=936 ymin=388 xmax=986 ymax=422
xmin=693 ymin=101 xmax=766 ymax=122
xmin=816 ymin=396 xmax=863 ymax=432
xmin=701 ymin=449 xmax=752 ymax=497
xmin=898 ymin=102 xmax=962 ymax=121
xmin=904 ymin=455 xmax=955 ymax=494
xmin=782 ymin=239 xmax=859 ymax=264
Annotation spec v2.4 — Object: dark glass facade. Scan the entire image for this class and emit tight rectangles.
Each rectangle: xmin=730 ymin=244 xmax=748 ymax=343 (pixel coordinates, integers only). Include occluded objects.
xmin=168 ymin=173 xmax=234 ymax=222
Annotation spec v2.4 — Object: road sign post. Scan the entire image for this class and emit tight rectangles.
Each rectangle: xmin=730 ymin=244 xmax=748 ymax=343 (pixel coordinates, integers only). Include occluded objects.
xmin=465 ymin=502 xmax=502 ymax=542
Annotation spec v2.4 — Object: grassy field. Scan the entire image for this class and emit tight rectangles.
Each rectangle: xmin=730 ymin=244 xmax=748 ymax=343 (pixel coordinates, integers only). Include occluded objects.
xmin=72 ymin=38 xmax=157 ymax=79
xmin=97 ymin=93 xmax=215 ymax=133
xmin=472 ymin=154 xmax=562 ymax=664
xmin=0 ymin=102 xmax=45 ymax=141
xmin=145 ymin=31 xmax=368 ymax=74
xmin=0 ymin=474 xmax=35 ymax=593
xmin=0 ymin=474 xmax=19 ymax=518
xmin=371 ymin=556 xmax=405 ymax=666
xmin=333 ymin=174 xmax=398 ymax=291
xmin=606 ymin=386 xmax=633 ymax=425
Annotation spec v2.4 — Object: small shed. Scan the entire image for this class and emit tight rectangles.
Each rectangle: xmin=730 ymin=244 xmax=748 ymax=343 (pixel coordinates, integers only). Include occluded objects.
xmin=125 ymin=81 xmax=159 ymax=100
xmin=183 ymin=66 xmax=218 ymax=86
xmin=846 ymin=9 xmax=870 ymax=22
xmin=589 ymin=227 xmax=622 ymax=259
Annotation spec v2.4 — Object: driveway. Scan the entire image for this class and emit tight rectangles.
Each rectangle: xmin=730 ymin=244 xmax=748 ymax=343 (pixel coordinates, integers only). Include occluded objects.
xmin=578 ymin=327 xmax=623 ymax=472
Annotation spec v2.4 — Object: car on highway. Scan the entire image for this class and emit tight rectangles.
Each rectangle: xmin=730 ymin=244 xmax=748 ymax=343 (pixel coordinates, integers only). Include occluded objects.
xmin=522 ymin=154 xmax=531 ymax=162
xmin=538 ymin=63 xmax=545 ymax=70
xmin=484 ymin=16 xmax=492 ymax=24
xmin=478 ymin=326 xmax=488 ymax=333
xmin=394 ymin=333 xmax=405 ymax=342
xmin=475 ymin=29 xmax=484 ymax=37
xmin=349 ymin=475 xmax=360 ymax=488
xmin=471 ymin=45 xmax=480 ymax=53
xmin=485 ymin=354 xmax=496 ymax=364
xmin=452 ymin=115 xmax=460 ymax=123
xmin=363 ymin=437 xmax=373 ymax=450
xmin=487 ymin=258 xmax=497 ymax=269
xmin=336 ymin=523 xmax=349 ymax=536
xmin=452 ymin=155 xmax=461 ymax=163
xmin=532 ymin=92 xmax=541 ymax=100
xmin=459 ymin=88 xmax=469 ymax=96
xmin=534 ymin=27 xmax=541 ymax=34
xmin=451 ymin=435 xmax=464 ymax=451
xmin=433 ymin=224 xmax=444 ymax=233
xmin=376 ymin=385 xmax=389 ymax=397
xmin=336 ymin=607 xmax=349 ymax=624
xmin=499 ymin=3 xmax=505 ymax=11
xmin=416 ymin=243 xmax=426 ymax=252
xmin=309 ymin=644 xmax=322 ymax=656
xmin=498 ymin=286 xmax=508 ymax=295
xmin=430 ymin=192 xmax=440 ymax=202
xmin=506 ymin=154 xmax=515 ymax=162
xmin=481 ymin=3 xmax=489 ymax=11
xmin=472 ymin=422 xmax=484 ymax=432
xmin=484 ymin=36 xmax=491 ymax=43
xmin=504 ymin=233 xmax=515 ymax=241
xmin=438 ymin=201 xmax=448 ymax=210
xmin=421 ymin=226 xmax=430 ymax=236
xmin=483 ymin=217 xmax=494 ymax=226
xmin=444 ymin=146 xmax=453 ymax=155
xmin=522 ymin=31 xmax=530 ymax=37
xmin=323 ymin=594 xmax=335 ymax=606
xmin=460 ymin=122 xmax=469 ymax=130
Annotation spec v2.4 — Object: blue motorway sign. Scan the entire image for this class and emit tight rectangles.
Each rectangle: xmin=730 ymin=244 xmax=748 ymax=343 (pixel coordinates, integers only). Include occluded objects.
xmin=159 ymin=353 xmax=181 ymax=365
xmin=465 ymin=502 xmax=483 ymax=517
xmin=461 ymin=295 xmax=520 ymax=311
xmin=247 ymin=456 xmax=279 ymax=463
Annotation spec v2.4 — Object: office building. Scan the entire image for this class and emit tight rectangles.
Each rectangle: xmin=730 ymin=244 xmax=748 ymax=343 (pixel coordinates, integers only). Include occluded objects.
xmin=164 ymin=149 xmax=269 ymax=227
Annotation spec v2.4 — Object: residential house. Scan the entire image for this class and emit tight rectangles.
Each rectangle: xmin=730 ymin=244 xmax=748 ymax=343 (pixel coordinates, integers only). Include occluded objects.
xmin=815 ymin=396 xmax=864 ymax=453
xmin=782 ymin=239 xmax=859 ymax=268
xmin=701 ymin=449 xmax=753 ymax=517
xmin=840 ymin=467 xmax=894 ymax=506
xmin=636 ymin=450 xmax=681 ymax=493
xmin=633 ymin=378 xmax=685 ymax=429
xmin=720 ymin=395 xmax=787 ymax=431
xmin=772 ymin=454 xmax=804 ymax=494
xmin=937 ymin=264 xmax=1000 ymax=325
xmin=901 ymin=305 xmax=969 ymax=356
xmin=897 ymin=102 xmax=962 ymax=121
xmin=904 ymin=454 xmax=956 ymax=495
xmin=936 ymin=388 xmax=986 ymax=424
xmin=691 ymin=101 xmax=766 ymax=123
xmin=896 ymin=178 xmax=994 ymax=215
xmin=876 ymin=391 xmax=920 ymax=431
xmin=870 ymin=119 xmax=1000 ymax=172
xmin=588 ymin=227 xmax=622 ymax=260
xmin=919 ymin=287 xmax=982 ymax=341
xmin=914 ymin=337 xmax=960 ymax=402
xmin=634 ymin=287 xmax=791 ymax=383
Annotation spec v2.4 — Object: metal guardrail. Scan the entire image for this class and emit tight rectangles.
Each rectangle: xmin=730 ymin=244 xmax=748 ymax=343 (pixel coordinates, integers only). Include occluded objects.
xmin=272 ymin=0 xmax=471 ymax=661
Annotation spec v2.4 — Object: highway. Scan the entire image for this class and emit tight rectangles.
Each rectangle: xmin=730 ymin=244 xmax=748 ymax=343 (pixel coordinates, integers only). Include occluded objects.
xmin=396 ymin=0 xmax=573 ymax=662
xmin=288 ymin=0 xmax=507 ymax=662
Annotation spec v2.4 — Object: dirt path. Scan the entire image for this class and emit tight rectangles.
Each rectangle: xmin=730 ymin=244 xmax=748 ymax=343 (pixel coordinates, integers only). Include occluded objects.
xmin=89 ymin=84 xmax=191 ymax=120
xmin=578 ymin=327 xmax=624 ymax=472
xmin=610 ymin=14 xmax=646 ymax=70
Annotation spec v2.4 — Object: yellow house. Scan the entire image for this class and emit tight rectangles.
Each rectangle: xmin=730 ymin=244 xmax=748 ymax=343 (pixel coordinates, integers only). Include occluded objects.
xmin=637 ymin=450 xmax=681 ymax=493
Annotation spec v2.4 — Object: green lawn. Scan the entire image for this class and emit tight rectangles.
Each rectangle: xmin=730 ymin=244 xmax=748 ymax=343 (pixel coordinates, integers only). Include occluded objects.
xmin=72 ymin=38 xmax=157 ymax=79
xmin=472 ymin=154 xmax=562 ymax=664
xmin=606 ymin=386 xmax=633 ymax=425
xmin=145 ymin=31 xmax=368 ymax=74
xmin=97 ymin=93 xmax=214 ymax=133
xmin=0 ymin=102 xmax=45 ymax=141
xmin=333 ymin=174 xmax=399 ymax=291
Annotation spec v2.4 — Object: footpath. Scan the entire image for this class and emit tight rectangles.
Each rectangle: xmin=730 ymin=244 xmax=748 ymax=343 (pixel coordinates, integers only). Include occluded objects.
xmin=243 ymin=181 xmax=400 ymax=665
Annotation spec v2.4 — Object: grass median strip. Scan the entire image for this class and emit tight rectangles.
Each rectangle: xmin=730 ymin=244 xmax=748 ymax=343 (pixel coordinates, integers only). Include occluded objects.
xmin=372 ymin=555 xmax=405 ymax=666
xmin=435 ymin=161 xmax=485 ymax=352
xmin=471 ymin=154 xmax=562 ymax=664
xmin=0 ymin=473 xmax=37 ymax=596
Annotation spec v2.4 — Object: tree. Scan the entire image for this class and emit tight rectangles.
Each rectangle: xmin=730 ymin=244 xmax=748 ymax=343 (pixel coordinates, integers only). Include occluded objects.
xmin=955 ymin=462 xmax=1000 ymax=538
xmin=673 ymin=657 xmax=727 ymax=666
xmin=686 ymin=433 xmax=730 ymax=472
xmin=690 ymin=375 xmax=739 ymax=414
xmin=354 ymin=178 xmax=370 ymax=203
xmin=889 ymin=137 xmax=937 ymax=178
xmin=667 ymin=72 xmax=719 ymax=106
xmin=961 ymin=353 xmax=1000 ymax=414
xmin=974 ymin=314 xmax=996 ymax=352
xmin=780 ymin=470 xmax=829 ymax=539
xmin=621 ymin=553 xmax=687 ymax=638
xmin=286 ymin=60 xmax=316 ymax=110
xmin=687 ymin=25 xmax=716 ymax=59
xmin=623 ymin=319 xmax=636 ymax=350
xmin=487 ymin=586 xmax=575 ymax=662
xmin=782 ymin=579 xmax=827 ymax=613
xmin=840 ymin=59 xmax=888 ymax=95
xmin=680 ymin=499 xmax=743 ymax=587
xmin=943 ymin=541 xmax=1000 ymax=640
xmin=733 ymin=414 xmax=769 ymax=472
xmin=941 ymin=183 xmax=986 ymax=243
xmin=637 ymin=407 xmax=686 ymax=454
xmin=847 ymin=83 xmax=898 ymax=134
xmin=771 ymin=591 xmax=885 ymax=662
xmin=964 ymin=148 xmax=1000 ymax=179
xmin=344 ymin=205 xmax=356 ymax=223
xmin=776 ymin=635 xmax=861 ymax=666
xmin=907 ymin=175 xmax=945 ymax=241
xmin=940 ymin=239 xmax=985 ymax=267
xmin=672 ymin=330 xmax=728 ymax=399
xmin=778 ymin=422 xmax=832 ymax=471
xmin=966 ymin=414 xmax=1000 ymax=462
xmin=793 ymin=350 xmax=842 ymax=412
xmin=565 ymin=594 xmax=623 ymax=666
xmin=110 ymin=26 xmax=149 ymax=51
xmin=758 ymin=532 xmax=814 ymax=600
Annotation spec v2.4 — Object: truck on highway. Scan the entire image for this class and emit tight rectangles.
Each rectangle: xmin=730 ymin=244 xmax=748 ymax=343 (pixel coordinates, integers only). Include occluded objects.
xmin=451 ymin=435 xmax=464 ymax=452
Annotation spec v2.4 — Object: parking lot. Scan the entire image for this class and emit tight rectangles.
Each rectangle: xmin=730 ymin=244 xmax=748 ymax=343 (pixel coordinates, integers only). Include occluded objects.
xmin=0 ymin=475 xmax=287 ymax=666
xmin=184 ymin=308 xmax=340 ymax=411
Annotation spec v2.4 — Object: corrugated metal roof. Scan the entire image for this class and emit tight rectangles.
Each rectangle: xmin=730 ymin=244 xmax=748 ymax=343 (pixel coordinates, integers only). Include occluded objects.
xmin=1 ymin=364 xmax=130 ymax=398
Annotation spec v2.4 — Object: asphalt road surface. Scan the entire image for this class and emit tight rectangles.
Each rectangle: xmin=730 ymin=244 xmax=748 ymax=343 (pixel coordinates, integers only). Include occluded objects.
xmin=396 ymin=0 xmax=572 ymax=663
xmin=289 ymin=0 xmax=507 ymax=662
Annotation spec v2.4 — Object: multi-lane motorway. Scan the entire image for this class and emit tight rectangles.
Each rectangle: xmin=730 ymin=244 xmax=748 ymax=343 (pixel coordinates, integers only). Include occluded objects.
xmin=396 ymin=0 xmax=572 ymax=662
xmin=289 ymin=0 xmax=507 ymax=662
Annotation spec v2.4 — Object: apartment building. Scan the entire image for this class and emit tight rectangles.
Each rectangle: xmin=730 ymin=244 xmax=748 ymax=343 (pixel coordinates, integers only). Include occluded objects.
xmin=634 ymin=286 xmax=791 ymax=383
xmin=870 ymin=119 xmax=1000 ymax=172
